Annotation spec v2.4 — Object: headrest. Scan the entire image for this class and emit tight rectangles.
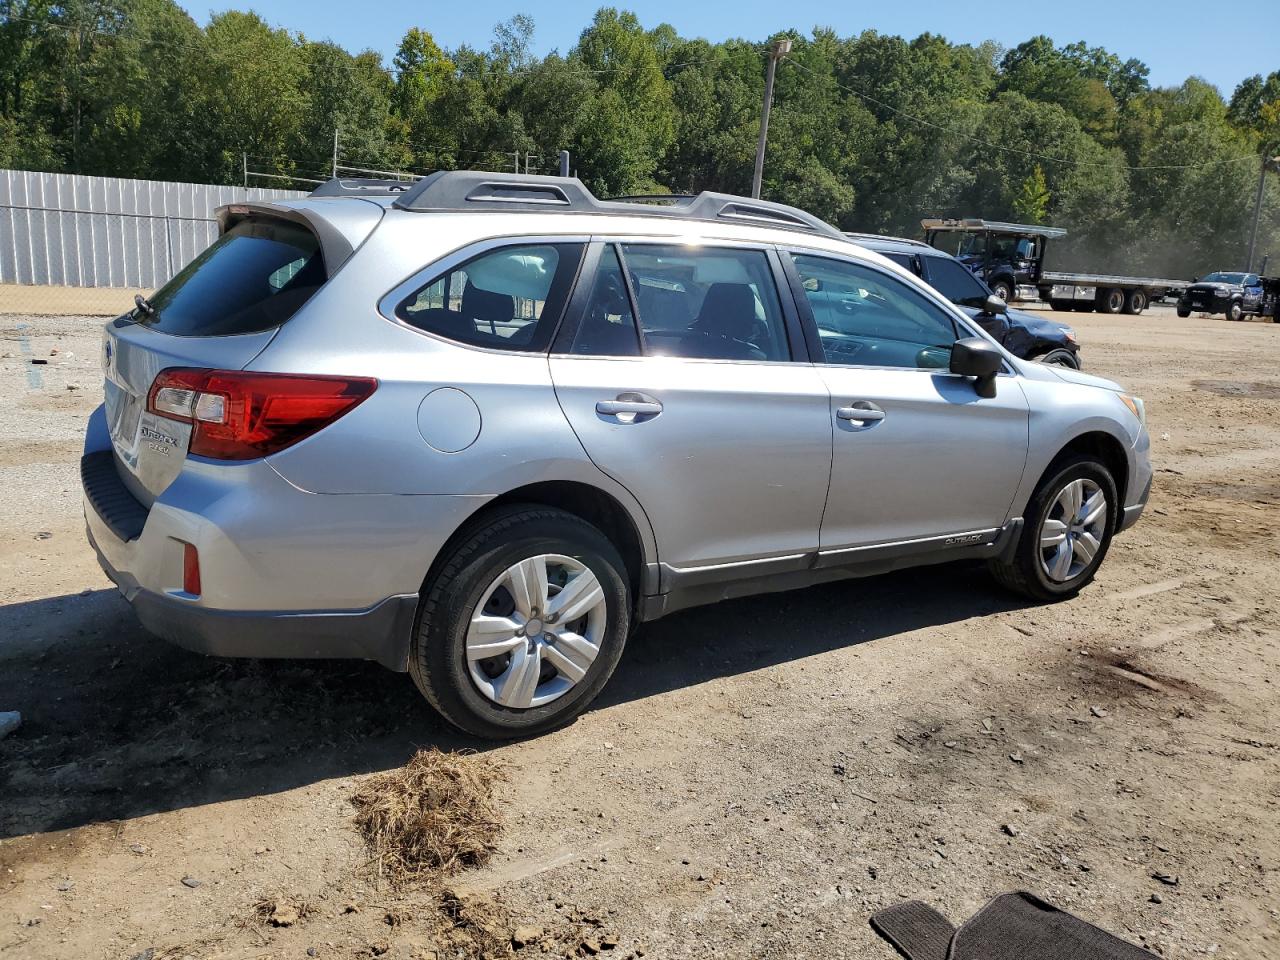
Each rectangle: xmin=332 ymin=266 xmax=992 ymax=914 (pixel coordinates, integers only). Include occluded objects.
xmin=462 ymin=282 xmax=515 ymax=323
xmin=695 ymin=283 xmax=757 ymax=339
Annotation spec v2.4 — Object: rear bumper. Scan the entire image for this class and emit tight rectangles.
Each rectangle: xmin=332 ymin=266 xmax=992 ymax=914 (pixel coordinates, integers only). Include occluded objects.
xmin=90 ymin=525 xmax=416 ymax=670
xmin=81 ymin=443 xmax=489 ymax=669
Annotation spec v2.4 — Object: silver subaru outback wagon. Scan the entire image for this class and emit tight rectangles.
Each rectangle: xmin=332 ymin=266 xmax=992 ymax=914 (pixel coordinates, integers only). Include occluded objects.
xmin=83 ymin=172 xmax=1152 ymax=738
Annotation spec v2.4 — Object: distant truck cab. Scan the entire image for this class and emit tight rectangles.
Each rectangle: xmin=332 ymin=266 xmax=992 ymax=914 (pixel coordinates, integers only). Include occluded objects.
xmin=922 ymin=218 xmax=1187 ymax=316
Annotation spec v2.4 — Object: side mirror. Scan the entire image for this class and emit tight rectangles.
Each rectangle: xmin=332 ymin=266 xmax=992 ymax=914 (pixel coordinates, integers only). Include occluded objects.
xmin=984 ymin=294 xmax=1008 ymax=315
xmin=950 ymin=337 xmax=1004 ymax=398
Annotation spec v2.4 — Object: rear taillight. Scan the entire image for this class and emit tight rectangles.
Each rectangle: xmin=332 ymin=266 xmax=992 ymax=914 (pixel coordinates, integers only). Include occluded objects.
xmin=146 ymin=369 xmax=377 ymax=460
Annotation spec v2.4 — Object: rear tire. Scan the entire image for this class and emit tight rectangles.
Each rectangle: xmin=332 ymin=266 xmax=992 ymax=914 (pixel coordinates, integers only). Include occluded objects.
xmin=1122 ymin=289 xmax=1147 ymax=315
xmin=409 ymin=505 xmax=631 ymax=740
xmin=1098 ymin=288 xmax=1126 ymax=314
xmin=1049 ymin=299 xmax=1074 ymax=312
xmin=1034 ymin=347 xmax=1080 ymax=368
xmin=1225 ymin=300 xmax=1244 ymax=322
xmin=988 ymin=455 xmax=1117 ymax=602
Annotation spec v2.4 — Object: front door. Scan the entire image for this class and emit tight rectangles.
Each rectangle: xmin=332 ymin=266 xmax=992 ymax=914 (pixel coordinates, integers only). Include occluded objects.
xmin=550 ymin=241 xmax=831 ymax=578
xmin=785 ymin=249 xmax=1030 ymax=553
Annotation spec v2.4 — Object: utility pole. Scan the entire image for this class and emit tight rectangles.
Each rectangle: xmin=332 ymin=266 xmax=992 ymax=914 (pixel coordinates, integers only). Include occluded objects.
xmin=1245 ymin=150 xmax=1280 ymax=272
xmin=242 ymin=152 xmax=248 ymax=189
xmin=332 ymin=128 xmax=340 ymax=178
xmin=752 ymin=38 xmax=792 ymax=200
xmin=559 ymin=150 xmax=570 ymax=178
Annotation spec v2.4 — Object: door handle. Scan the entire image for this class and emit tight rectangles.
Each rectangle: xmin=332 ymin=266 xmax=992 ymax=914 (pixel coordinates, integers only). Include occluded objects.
xmin=596 ymin=395 xmax=663 ymax=422
xmin=596 ymin=400 xmax=662 ymax=416
xmin=836 ymin=402 xmax=886 ymax=425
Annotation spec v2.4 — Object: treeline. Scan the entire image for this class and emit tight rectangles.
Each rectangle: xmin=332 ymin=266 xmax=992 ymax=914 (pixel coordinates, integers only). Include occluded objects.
xmin=2 ymin=2 xmax=1278 ymax=276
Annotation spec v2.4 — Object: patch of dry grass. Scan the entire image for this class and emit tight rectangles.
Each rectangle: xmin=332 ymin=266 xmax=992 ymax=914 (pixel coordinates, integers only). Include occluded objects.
xmin=351 ymin=748 xmax=505 ymax=885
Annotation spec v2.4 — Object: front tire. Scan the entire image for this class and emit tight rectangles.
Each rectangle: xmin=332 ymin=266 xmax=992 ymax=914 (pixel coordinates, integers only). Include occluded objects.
xmin=1225 ymin=300 xmax=1243 ymax=322
xmin=1034 ymin=347 xmax=1080 ymax=368
xmin=988 ymin=456 xmax=1117 ymax=601
xmin=409 ymin=506 xmax=631 ymax=739
xmin=991 ymin=279 xmax=1014 ymax=303
xmin=1176 ymin=304 xmax=1191 ymax=318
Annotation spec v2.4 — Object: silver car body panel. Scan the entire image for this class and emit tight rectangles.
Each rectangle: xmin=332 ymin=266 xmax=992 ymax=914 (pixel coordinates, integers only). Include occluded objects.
xmin=83 ymin=200 xmax=1151 ymax=669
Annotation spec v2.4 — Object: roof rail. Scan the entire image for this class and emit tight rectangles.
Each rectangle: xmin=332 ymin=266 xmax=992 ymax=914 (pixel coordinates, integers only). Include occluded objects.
xmin=389 ymin=171 xmax=845 ymax=239
xmin=310 ymin=177 xmax=419 ymax=198
xmin=843 ymin=231 xmax=930 ymax=248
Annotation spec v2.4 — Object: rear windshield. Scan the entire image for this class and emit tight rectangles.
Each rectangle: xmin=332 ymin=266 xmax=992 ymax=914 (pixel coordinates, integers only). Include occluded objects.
xmin=137 ymin=218 xmax=325 ymax=336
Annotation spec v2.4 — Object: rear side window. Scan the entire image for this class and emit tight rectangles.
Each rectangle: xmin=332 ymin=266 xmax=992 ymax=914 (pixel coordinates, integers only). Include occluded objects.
xmin=397 ymin=243 xmax=584 ymax=352
xmin=883 ymin=252 xmax=921 ymax=276
xmin=923 ymin=255 xmax=991 ymax=309
xmin=141 ymin=219 xmax=325 ymax=336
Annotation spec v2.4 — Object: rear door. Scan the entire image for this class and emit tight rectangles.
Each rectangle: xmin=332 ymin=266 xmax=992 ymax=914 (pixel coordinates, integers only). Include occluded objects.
xmin=103 ymin=217 xmax=326 ymax=503
xmin=549 ymin=240 xmax=831 ymax=580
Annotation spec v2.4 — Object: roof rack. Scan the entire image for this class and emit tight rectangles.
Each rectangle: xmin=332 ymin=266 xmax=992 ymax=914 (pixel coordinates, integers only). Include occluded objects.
xmin=920 ymin=217 xmax=1068 ymax=240
xmin=310 ymin=177 xmax=419 ymax=198
xmin=384 ymin=171 xmax=844 ymax=239
xmin=843 ymin=231 xmax=930 ymax=248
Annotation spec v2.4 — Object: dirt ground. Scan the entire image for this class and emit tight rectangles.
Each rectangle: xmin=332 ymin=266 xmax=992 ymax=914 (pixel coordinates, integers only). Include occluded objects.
xmin=1 ymin=304 xmax=1278 ymax=960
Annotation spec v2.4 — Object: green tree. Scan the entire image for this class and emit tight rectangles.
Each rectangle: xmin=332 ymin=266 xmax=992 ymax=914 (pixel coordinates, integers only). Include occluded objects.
xmin=1012 ymin=164 xmax=1050 ymax=223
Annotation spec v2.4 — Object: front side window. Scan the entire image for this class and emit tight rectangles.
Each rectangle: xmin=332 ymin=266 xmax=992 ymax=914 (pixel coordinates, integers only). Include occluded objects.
xmin=618 ymin=244 xmax=790 ymax=362
xmin=791 ymin=253 xmax=961 ymax=369
xmin=140 ymin=218 xmax=325 ymax=336
xmin=924 ymin=255 xmax=991 ymax=309
xmin=396 ymin=243 xmax=584 ymax=351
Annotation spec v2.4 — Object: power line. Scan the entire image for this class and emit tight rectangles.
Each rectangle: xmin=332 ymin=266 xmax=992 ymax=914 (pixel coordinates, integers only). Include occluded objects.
xmin=783 ymin=57 xmax=1262 ymax=173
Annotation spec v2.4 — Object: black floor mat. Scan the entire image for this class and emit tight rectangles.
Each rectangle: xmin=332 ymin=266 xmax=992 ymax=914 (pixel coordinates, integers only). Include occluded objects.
xmin=869 ymin=900 xmax=954 ymax=960
xmin=871 ymin=891 xmax=1157 ymax=960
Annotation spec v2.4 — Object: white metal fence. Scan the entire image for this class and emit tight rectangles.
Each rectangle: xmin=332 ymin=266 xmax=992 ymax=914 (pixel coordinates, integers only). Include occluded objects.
xmin=0 ymin=169 xmax=306 ymax=288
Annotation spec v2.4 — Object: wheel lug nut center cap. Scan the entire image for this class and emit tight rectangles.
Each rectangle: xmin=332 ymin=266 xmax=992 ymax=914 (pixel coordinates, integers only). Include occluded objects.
xmin=525 ymin=618 xmax=543 ymax=637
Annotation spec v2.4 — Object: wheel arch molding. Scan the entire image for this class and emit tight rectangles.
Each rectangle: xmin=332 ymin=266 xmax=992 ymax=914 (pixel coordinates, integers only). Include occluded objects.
xmin=419 ymin=478 xmax=659 ymax=612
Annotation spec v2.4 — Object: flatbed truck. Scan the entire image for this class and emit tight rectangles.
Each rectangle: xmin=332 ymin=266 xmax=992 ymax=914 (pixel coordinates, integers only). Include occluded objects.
xmin=921 ymin=218 xmax=1188 ymax=315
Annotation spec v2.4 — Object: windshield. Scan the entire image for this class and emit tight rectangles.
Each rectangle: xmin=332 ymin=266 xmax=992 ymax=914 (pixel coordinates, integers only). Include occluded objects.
xmin=1202 ymin=272 xmax=1247 ymax=284
xmin=136 ymin=218 xmax=325 ymax=336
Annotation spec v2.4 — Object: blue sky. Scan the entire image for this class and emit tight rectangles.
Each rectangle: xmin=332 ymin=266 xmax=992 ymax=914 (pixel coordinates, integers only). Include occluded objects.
xmin=179 ymin=0 xmax=1279 ymax=96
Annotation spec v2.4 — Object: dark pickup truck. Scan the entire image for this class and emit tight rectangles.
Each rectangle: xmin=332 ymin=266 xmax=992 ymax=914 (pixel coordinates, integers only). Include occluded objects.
xmin=1177 ymin=272 xmax=1280 ymax=321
